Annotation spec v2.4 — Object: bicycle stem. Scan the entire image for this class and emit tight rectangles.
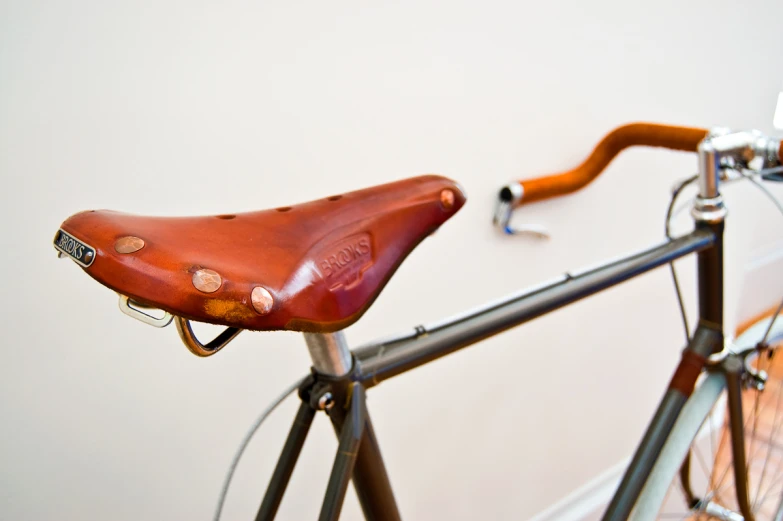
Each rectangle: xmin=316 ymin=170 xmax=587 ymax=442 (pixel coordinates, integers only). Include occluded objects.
xmin=693 ymin=129 xmax=782 ymax=223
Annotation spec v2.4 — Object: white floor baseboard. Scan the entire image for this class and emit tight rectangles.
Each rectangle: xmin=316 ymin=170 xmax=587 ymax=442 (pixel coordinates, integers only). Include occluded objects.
xmin=527 ymin=458 xmax=629 ymax=521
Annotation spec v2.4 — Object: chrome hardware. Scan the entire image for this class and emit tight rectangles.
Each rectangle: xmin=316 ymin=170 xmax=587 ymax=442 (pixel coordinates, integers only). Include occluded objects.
xmin=691 ymin=195 xmax=728 ymax=224
xmin=697 ymin=139 xmax=722 ymax=200
xmin=118 ymin=294 xmax=174 ymax=328
xmin=693 ymin=128 xmax=781 ymax=224
xmin=700 ymin=499 xmax=744 ymax=521
xmin=493 ymin=182 xmax=550 ymax=238
xmin=743 ymin=366 xmax=767 ymax=391
xmin=707 ymin=126 xmax=733 ymax=138
xmin=304 ymin=331 xmax=352 ymax=377
xmin=317 ymin=392 xmax=335 ymax=410
xmin=175 ymin=317 xmax=242 ymax=357
xmin=697 ymin=130 xmax=781 ymax=201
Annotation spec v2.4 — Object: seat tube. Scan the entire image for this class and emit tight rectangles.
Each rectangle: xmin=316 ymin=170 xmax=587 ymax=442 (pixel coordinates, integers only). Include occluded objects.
xmin=304 ymin=332 xmax=401 ymax=521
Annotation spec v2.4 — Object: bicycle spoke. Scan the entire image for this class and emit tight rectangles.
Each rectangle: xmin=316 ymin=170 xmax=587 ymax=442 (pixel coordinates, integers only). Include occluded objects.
xmin=752 ymin=473 xmax=783 ymax=513
xmin=693 ymin=443 xmax=712 ymax=484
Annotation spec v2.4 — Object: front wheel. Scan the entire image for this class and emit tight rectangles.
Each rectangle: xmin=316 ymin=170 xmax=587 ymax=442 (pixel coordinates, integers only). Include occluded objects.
xmin=631 ymin=309 xmax=783 ymax=521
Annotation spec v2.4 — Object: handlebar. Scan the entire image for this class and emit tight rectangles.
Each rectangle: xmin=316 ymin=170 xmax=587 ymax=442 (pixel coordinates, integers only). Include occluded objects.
xmin=505 ymin=123 xmax=709 ymax=207
xmin=494 ymin=122 xmax=782 ymax=236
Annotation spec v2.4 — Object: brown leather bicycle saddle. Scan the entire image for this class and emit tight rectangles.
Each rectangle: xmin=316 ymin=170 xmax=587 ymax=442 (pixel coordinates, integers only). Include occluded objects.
xmin=55 ymin=175 xmax=465 ymax=332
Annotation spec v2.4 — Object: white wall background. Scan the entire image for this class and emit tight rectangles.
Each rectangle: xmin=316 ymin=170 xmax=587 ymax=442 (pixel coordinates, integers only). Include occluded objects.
xmin=1 ymin=1 xmax=782 ymax=520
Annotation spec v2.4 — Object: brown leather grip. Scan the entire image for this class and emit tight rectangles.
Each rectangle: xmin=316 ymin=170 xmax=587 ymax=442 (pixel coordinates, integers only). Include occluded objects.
xmin=779 ymin=139 xmax=783 ymax=164
xmin=517 ymin=123 xmax=709 ymax=205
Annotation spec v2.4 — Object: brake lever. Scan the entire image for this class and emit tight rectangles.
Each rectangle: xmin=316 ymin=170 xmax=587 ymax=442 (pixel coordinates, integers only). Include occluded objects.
xmin=492 ymin=183 xmax=551 ymax=239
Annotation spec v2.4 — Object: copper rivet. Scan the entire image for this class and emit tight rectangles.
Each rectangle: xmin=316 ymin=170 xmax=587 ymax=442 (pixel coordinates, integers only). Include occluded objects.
xmin=192 ymin=269 xmax=222 ymax=293
xmin=251 ymin=286 xmax=274 ymax=315
xmin=83 ymin=251 xmax=94 ymax=263
xmin=440 ymin=189 xmax=455 ymax=209
xmin=115 ymin=236 xmax=145 ymax=254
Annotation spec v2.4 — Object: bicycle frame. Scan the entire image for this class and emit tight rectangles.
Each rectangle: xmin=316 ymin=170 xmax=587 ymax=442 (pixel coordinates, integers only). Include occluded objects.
xmin=353 ymin=228 xmax=715 ymax=387
xmin=255 ymin=222 xmax=726 ymax=521
xmin=257 ymin=127 xmax=783 ymax=521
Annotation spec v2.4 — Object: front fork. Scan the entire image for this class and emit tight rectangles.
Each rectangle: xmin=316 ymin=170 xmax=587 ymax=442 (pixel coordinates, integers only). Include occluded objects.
xmin=679 ymin=348 xmax=769 ymax=521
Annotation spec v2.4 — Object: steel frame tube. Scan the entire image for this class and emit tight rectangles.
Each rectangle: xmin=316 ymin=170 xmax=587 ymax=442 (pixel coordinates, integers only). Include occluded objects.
xmin=319 ymin=383 xmax=366 ymax=521
xmin=696 ymin=221 xmax=724 ymax=327
xmin=602 ymin=218 xmax=726 ymax=520
xmin=324 ymin=380 xmax=401 ymax=521
xmin=255 ymin=400 xmax=316 ymax=521
xmin=356 ymin=229 xmax=715 ymax=387
xmin=347 ymin=411 xmax=401 ymax=521
xmin=600 ymin=325 xmax=723 ymax=521
xmin=724 ymin=355 xmax=756 ymax=521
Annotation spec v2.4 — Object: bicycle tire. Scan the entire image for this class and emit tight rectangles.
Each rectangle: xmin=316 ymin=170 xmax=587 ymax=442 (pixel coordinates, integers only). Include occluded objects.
xmin=630 ymin=310 xmax=783 ymax=521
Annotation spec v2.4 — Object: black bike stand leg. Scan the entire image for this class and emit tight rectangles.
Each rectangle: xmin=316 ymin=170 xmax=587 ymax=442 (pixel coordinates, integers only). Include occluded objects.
xmin=255 ymin=400 xmax=316 ymax=521
xmin=319 ymin=382 xmax=366 ymax=521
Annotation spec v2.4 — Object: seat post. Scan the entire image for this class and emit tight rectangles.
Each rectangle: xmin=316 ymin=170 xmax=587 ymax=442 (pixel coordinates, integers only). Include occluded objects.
xmin=303 ymin=332 xmax=352 ymax=377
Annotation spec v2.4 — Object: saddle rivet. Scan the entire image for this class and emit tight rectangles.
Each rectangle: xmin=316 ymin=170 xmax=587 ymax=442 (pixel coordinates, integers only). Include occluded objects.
xmin=115 ymin=236 xmax=145 ymax=254
xmin=192 ymin=269 xmax=222 ymax=293
xmin=83 ymin=251 xmax=94 ymax=263
xmin=251 ymin=286 xmax=274 ymax=315
xmin=440 ymin=189 xmax=455 ymax=210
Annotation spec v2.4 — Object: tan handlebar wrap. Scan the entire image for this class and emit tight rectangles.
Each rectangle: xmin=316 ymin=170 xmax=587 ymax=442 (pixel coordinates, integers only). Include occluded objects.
xmin=517 ymin=123 xmax=709 ymax=205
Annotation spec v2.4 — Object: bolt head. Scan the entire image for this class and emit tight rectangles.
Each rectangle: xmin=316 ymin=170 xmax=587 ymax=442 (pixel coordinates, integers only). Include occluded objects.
xmin=192 ymin=269 xmax=222 ymax=293
xmin=115 ymin=236 xmax=145 ymax=254
xmin=318 ymin=392 xmax=334 ymax=410
xmin=440 ymin=189 xmax=455 ymax=210
xmin=251 ymin=286 xmax=274 ymax=315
